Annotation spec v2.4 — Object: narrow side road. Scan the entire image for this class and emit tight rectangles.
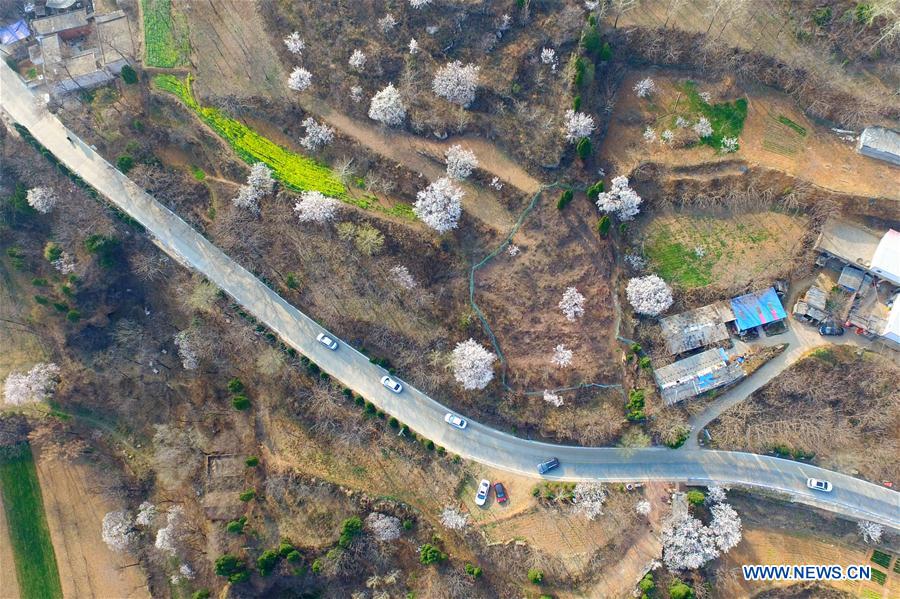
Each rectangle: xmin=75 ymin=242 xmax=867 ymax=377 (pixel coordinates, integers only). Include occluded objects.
xmin=2 ymin=62 xmax=897 ymax=530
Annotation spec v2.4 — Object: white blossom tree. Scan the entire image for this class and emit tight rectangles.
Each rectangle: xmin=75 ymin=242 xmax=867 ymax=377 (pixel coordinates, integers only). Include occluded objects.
xmin=413 ymin=177 xmax=463 ymax=233
xmin=410 ymin=0 xmax=432 ymax=8
xmin=368 ymin=83 xmax=406 ymax=126
xmin=626 ymin=275 xmax=673 ymax=316
xmin=661 ymin=514 xmax=720 ymax=570
xmin=705 ymin=485 xmax=727 ymax=504
xmin=543 ymin=389 xmax=563 ymax=407
xmin=551 ymin=344 xmax=573 ymax=368
xmin=247 ymin=162 xmax=275 ymax=196
xmin=288 ymin=67 xmax=312 ymax=92
xmin=541 ymin=47 xmax=558 ymax=71
xmin=563 ymin=109 xmax=595 ymax=142
xmin=26 ymin=186 xmax=58 ymax=213
xmin=572 ymin=482 xmax=608 ymax=520
xmin=709 ymin=502 xmax=742 ymax=553
xmin=283 ymin=32 xmax=304 ymax=55
xmin=440 ymin=506 xmax=469 ymax=531
xmin=350 ymin=86 xmax=364 ymax=103
xmin=232 ymin=185 xmax=260 ymax=213
xmin=154 ymin=505 xmax=185 ymax=557
xmin=294 ymin=191 xmax=339 ymax=223
xmin=661 ymin=129 xmax=674 ymax=144
xmin=635 ymin=500 xmax=652 ymax=516
xmin=559 ymin=287 xmax=586 ymax=321
xmin=675 ymin=116 xmax=689 ymax=128
xmin=300 ymin=117 xmax=335 ymax=151
xmin=445 ymin=144 xmax=478 ymax=180
xmin=595 ymin=175 xmax=642 ymax=220
xmin=858 ymin=520 xmax=884 ymax=544
xmin=633 ymin=77 xmax=657 ymax=98
xmin=101 ymin=510 xmax=136 ymax=552
xmin=693 ymin=116 xmax=713 ymax=138
xmin=506 ymin=244 xmax=519 ymax=256
xmin=378 ymin=14 xmax=397 ymax=32
xmin=135 ymin=501 xmax=157 ymax=527
xmin=450 ymin=339 xmax=496 ymax=390
xmin=390 ymin=265 xmax=417 ymax=290
xmin=349 ymin=49 xmax=367 ymax=71
xmin=408 ymin=38 xmax=419 ymax=54
xmin=721 ymin=137 xmax=738 ymax=153
xmin=432 ymin=61 xmax=480 ymax=108
xmin=174 ymin=330 xmax=200 ymax=370
xmin=3 ymin=363 xmax=61 ymax=406
xmin=233 ymin=162 xmax=275 ymax=212
xmin=365 ymin=512 xmax=402 ymax=541
xmin=643 ymin=126 xmax=657 ymax=143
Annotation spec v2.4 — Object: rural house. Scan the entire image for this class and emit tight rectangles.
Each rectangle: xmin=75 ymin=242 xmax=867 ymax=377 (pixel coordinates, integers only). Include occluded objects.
xmin=659 ymin=302 xmax=735 ymax=356
xmin=857 ymin=126 xmax=900 ymax=166
xmin=654 ymin=347 xmax=745 ymax=405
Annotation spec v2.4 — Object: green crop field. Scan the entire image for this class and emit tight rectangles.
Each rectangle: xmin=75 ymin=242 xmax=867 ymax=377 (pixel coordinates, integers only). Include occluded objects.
xmin=0 ymin=446 xmax=62 ymax=599
xmin=141 ymin=0 xmax=190 ymax=68
xmin=153 ymin=75 xmax=415 ymax=219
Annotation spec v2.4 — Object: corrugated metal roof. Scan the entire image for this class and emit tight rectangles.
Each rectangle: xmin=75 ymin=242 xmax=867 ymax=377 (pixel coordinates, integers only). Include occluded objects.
xmin=858 ymin=127 xmax=900 ymax=161
xmin=815 ymin=217 xmax=882 ymax=267
xmin=659 ymin=302 xmax=734 ymax=355
xmin=654 ymin=347 xmax=745 ymax=404
xmin=730 ymin=287 xmax=787 ymax=331
xmin=838 ymin=265 xmax=865 ymax=291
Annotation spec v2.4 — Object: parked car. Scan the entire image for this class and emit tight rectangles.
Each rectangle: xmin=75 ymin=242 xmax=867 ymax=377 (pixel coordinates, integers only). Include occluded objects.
xmin=316 ymin=332 xmax=339 ymax=350
xmin=380 ymin=375 xmax=402 ymax=393
xmin=806 ymin=478 xmax=833 ymax=492
xmin=818 ymin=322 xmax=845 ymax=336
xmin=493 ymin=482 xmax=508 ymax=503
xmin=536 ymin=457 xmax=560 ymax=475
xmin=475 ymin=479 xmax=491 ymax=506
xmin=444 ymin=413 xmax=467 ymax=430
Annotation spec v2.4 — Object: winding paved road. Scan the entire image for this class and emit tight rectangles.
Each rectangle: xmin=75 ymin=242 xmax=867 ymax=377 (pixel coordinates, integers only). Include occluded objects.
xmin=2 ymin=63 xmax=897 ymax=530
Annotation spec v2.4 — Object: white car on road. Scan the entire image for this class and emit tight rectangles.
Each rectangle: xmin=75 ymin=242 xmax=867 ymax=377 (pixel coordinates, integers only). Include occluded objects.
xmin=316 ymin=332 xmax=338 ymax=350
xmin=381 ymin=375 xmax=403 ymax=393
xmin=474 ymin=479 xmax=491 ymax=506
xmin=444 ymin=413 xmax=467 ymax=430
xmin=807 ymin=478 xmax=833 ymax=492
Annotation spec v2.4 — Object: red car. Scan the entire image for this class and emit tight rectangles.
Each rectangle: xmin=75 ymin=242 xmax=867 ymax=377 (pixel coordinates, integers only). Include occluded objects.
xmin=493 ymin=482 xmax=508 ymax=503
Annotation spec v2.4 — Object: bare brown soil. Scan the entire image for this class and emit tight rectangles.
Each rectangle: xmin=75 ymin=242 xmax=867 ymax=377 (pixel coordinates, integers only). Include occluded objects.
xmin=183 ymin=0 xmax=288 ymax=101
xmin=602 ymin=72 xmax=900 ymax=202
xmin=476 ymin=190 xmax=619 ymax=389
xmin=34 ymin=448 xmax=151 ymax=599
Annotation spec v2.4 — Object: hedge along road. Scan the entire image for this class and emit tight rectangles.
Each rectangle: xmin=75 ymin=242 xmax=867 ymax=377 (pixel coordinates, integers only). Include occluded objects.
xmin=2 ymin=62 xmax=897 ymax=531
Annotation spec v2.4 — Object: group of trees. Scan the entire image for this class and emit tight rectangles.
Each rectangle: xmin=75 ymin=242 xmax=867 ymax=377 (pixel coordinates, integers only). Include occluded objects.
xmin=2 ymin=363 xmax=61 ymax=406
xmin=661 ymin=488 xmax=743 ymax=570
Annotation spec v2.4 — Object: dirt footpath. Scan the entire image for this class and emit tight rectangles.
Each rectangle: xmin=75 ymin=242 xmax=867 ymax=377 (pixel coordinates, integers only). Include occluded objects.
xmin=34 ymin=449 xmax=150 ymax=599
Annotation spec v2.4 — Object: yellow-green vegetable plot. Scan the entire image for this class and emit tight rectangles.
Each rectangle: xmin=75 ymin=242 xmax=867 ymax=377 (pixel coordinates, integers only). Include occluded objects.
xmin=153 ymin=75 xmax=415 ymax=218
xmin=141 ymin=0 xmax=189 ymax=68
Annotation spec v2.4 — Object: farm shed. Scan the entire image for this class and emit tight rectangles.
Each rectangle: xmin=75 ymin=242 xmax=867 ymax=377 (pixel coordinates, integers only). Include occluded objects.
xmin=870 ymin=229 xmax=900 ymax=286
xmin=0 ymin=19 xmax=30 ymax=45
xmin=793 ymin=285 xmax=829 ymax=323
xmin=846 ymin=276 xmax=891 ymax=337
xmin=659 ymin=302 xmax=735 ymax=355
xmin=654 ymin=348 xmax=745 ymax=405
xmin=730 ymin=287 xmax=787 ymax=332
xmin=857 ymin=126 xmax=900 ymax=167
xmin=837 ymin=265 xmax=865 ymax=292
